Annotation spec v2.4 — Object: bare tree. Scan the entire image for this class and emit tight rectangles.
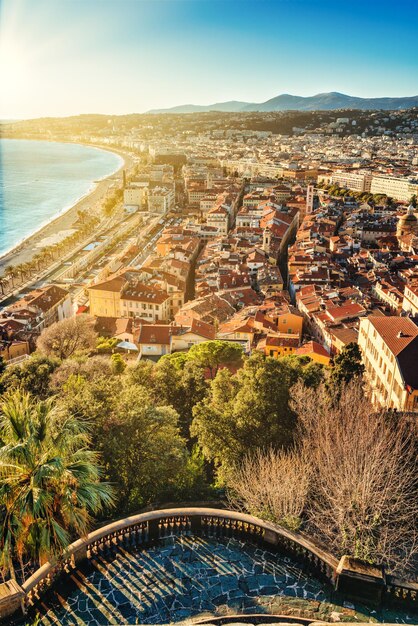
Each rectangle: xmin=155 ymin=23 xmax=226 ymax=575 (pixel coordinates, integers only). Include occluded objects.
xmin=37 ymin=315 xmax=97 ymax=360
xmin=292 ymin=380 xmax=418 ymax=576
xmin=227 ymin=447 xmax=310 ymax=531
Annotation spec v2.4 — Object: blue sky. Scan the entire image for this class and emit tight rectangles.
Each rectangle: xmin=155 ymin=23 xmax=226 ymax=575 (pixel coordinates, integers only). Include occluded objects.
xmin=1 ymin=0 xmax=417 ymax=118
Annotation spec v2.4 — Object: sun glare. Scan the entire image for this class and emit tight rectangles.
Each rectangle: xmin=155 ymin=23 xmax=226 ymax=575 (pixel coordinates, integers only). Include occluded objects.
xmin=0 ymin=37 xmax=30 ymax=88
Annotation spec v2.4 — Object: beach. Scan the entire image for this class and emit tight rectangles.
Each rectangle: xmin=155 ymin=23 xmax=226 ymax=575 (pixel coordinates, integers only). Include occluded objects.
xmin=0 ymin=143 xmax=134 ymax=275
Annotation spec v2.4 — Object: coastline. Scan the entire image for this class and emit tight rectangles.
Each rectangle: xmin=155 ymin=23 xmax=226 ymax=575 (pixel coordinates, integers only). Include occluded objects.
xmin=0 ymin=141 xmax=133 ymax=275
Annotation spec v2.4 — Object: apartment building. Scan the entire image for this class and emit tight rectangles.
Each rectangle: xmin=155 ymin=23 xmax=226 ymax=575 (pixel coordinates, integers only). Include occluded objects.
xmin=5 ymin=285 xmax=72 ymax=331
xmin=148 ymin=187 xmax=175 ymax=214
xmin=206 ymin=205 xmax=230 ymax=236
xmin=370 ymin=175 xmax=418 ymax=203
xmin=402 ymin=283 xmax=418 ymax=316
xmin=358 ymin=316 xmax=418 ymax=412
xmin=329 ymin=171 xmax=372 ymax=193
xmin=123 ymin=185 xmax=148 ymax=209
xmin=120 ymin=283 xmax=170 ymax=322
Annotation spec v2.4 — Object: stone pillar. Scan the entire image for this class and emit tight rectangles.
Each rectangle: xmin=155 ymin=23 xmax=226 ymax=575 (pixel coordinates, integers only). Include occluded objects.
xmin=263 ymin=529 xmax=278 ymax=546
xmin=148 ymin=518 xmax=160 ymax=542
xmin=0 ymin=580 xmax=25 ymax=620
xmin=73 ymin=542 xmax=88 ymax=566
xmin=190 ymin=515 xmax=202 ymax=535
xmin=335 ymin=555 xmax=385 ymax=606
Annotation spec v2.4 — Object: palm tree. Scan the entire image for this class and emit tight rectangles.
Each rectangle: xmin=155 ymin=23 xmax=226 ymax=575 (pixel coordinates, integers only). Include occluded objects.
xmin=32 ymin=253 xmax=44 ymax=272
xmin=23 ymin=261 xmax=34 ymax=278
xmin=4 ymin=266 xmax=16 ymax=289
xmin=39 ymin=250 xmax=50 ymax=267
xmin=0 ymin=391 xmax=115 ymax=578
xmin=13 ymin=265 xmax=22 ymax=284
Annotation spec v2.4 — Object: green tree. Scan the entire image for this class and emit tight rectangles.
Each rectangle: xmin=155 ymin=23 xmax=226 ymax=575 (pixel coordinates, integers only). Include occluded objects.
xmin=55 ymin=370 xmax=119 ymax=425
xmin=100 ymin=385 xmax=188 ymax=512
xmin=153 ymin=359 xmax=208 ymax=438
xmin=50 ymin=355 xmax=113 ymax=391
xmin=159 ymin=351 xmax=188 ymax=370
xmin=0 ymin=390 xmax=114 ymax=577
xmin=96 ymin=336 xmax=119 ymax=353
xmin=0 ymin=357 xmax=5 ymax=394
xmin=187 ymin=340 xmax=243 ymax=378
xmin=329 ymin=342 xmax=364 ymax=388
xmin=111 ymin=353 xmax=126 ymax=374
xmin=1 ymin=355 xmax=59 ymax=399
xmin=176 ymin=444 xmax=216 ymax=501
xmin=192 ymin=354 xmax=296 ymax=481
xmin=178 ymin=361 xmax=208 ymax=437
xmin=279 ymin=354 xmax=325 ymax=389
xmin=126 ymin=359 xmax=155 ymax=388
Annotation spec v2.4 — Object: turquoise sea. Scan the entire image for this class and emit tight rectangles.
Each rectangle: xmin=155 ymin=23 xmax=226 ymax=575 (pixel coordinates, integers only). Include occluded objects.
xmin=0 ymin=139 xmax=123 ymax=257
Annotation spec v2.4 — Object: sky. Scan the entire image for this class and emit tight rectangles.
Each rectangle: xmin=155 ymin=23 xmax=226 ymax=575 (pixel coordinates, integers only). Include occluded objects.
xmin=1 ymin=0 xmax=418 ymax=119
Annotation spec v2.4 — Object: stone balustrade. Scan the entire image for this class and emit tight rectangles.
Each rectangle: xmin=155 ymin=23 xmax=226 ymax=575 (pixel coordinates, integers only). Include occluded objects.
xmin=385 ymin=575 xmax=418 ymax=609
xmin=0 ymin=507 xmax=415 ymax=622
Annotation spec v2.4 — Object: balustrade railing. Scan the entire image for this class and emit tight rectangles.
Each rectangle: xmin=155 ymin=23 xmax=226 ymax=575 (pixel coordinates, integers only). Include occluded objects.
xmin=385 ymin=575 xmax=418 ymax=608
xmin=19 ymin=507 xmax=338 ymax=614
xmin=0 ymin=507 xmax=415 ymax=621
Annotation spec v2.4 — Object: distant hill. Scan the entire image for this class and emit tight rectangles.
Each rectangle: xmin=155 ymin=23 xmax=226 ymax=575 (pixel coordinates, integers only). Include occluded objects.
xmin=148 ymin=92 xmax=418 ymax=114
xmin=149 ymin=100 xmax=250 ymax=114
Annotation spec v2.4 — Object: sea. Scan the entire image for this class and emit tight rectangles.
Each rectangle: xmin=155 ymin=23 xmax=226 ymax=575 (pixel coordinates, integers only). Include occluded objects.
xmin=0 ymin=138 xmax=123 ymax=257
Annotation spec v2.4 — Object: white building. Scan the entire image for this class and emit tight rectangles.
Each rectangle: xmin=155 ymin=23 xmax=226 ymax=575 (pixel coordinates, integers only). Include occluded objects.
xmin=330 ymin=171 xmax=372 ymax=193
xmin=123 ymin=185 xmax=148 ymax=209
xmin=402 ymin=283 xmax=418 ymax=316
xmin=148 ymin=187 xmax=175 ymax=214
xmin=370 ymin=175 xmax=418 ymax=202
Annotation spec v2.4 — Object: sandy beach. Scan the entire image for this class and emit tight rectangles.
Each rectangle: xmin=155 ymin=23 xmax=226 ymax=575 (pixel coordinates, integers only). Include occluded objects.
xmin=0 ymin=144 xmax=135 ymax=275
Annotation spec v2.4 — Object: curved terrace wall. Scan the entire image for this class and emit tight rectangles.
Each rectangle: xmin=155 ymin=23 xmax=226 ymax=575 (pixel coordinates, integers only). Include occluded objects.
xmin=0 ymin=507 xmax=416 ymax=621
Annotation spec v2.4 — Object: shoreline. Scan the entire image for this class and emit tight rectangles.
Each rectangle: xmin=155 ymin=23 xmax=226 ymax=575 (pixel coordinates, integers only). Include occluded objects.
xmin=0 ymin=140 xmax=134 ymax=275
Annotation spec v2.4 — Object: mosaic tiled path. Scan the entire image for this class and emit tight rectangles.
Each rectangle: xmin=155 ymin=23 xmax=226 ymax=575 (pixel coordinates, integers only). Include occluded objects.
xmin=28 ymin=535 xmax=417 ymax=625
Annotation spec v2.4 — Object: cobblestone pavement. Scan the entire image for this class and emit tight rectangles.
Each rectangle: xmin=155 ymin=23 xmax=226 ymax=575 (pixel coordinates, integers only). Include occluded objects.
xmin=30 ymin=536 xmax=417 ymax=625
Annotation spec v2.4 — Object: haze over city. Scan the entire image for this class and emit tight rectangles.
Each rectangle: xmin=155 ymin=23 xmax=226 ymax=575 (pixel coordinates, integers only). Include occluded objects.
xmin=1 ymin=0 xmax=418 ymax=118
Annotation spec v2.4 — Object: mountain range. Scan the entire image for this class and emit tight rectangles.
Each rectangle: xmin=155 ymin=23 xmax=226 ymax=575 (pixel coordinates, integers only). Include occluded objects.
xmin=148 ymin=92 xmax=418 ymax=114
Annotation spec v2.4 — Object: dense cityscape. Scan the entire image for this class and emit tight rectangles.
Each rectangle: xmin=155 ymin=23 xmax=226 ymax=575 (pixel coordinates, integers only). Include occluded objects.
xmin=1 ymin=0 xmax=418 ymax=623
xmin=2 ymin=109 xmax=418 ymax=413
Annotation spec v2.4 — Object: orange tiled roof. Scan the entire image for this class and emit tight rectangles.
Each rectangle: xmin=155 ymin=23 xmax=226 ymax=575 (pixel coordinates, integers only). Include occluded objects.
xmin=366 ymin=316 xmax=418 ymax=356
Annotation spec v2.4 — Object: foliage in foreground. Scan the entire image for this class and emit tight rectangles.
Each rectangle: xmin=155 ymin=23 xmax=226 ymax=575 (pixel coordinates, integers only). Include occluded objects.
xmin=0 ymin=390 xmax=114 ymax=578
xmin=192 ymin=353 xmax=324 ymax=481
xmin=1 ymin=332 xmax=415 ymax=577
xmin=227 ymin=380 xmax=418 ymax=577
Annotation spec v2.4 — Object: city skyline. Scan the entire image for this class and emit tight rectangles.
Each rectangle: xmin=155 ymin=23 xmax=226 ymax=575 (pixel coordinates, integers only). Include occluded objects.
xmin=1 ymin=0 xmax=418 ymax=119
